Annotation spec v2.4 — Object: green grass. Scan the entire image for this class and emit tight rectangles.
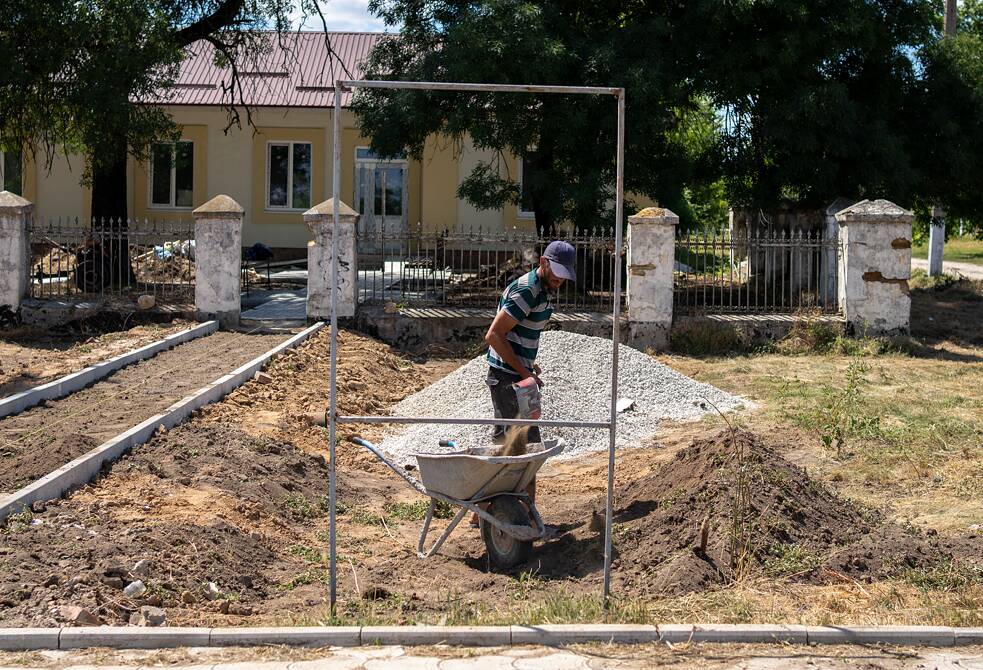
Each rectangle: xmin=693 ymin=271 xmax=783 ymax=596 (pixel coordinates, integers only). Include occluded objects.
xmin=912 ymin=235 xmax=983 ymax=265
xmin=900 ymin=558 xmax=983 ymax=592
xmin=763 ymin=543 xmax=822 ymax=578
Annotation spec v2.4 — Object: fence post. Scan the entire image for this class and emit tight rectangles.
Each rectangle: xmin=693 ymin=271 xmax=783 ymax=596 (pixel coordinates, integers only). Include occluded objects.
xmin=192 ymin=194 xmax=243 ymax=328
xmin=928 ymin=206 xmax=945 ymax=277
xmin=305 ymin=197 xmax=359 ymax=321
xmin=0 ymin=191 xmax=32 ymax=315
xmin=835 ymin=199 xmax=913 ymax=336
xmin=626 ymin=207 xmax=679 ymax=350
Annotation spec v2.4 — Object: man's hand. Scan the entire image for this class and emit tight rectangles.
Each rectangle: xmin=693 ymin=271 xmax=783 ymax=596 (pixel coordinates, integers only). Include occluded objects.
xmin=532 ymin=364 xmax=544 ymax=387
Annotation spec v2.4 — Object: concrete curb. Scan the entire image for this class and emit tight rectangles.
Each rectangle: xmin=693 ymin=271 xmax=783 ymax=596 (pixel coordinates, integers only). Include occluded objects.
xmin=2 ymin=624 xmax=981 ymax=651
xmin=0 ymin=321 xmax=218 ymax=419
xmin=0 ymin=322 xmax=324 ymax=522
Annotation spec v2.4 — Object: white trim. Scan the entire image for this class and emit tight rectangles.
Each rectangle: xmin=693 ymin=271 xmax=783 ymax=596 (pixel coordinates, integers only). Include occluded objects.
xmin=265 ymin=140 xmax=313 ymax=212
xmin=148 ymin=141 xmax=194 ymax=210
xmin=353 ymin=145 xmax=408 ymax=219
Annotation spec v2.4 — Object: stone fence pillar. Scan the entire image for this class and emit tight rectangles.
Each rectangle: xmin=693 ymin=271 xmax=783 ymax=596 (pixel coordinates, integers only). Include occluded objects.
xmin=305 ymin=197 xmax=359 ymax=321
xmin=835 ymin=199 xmax=913 ymax=335
xmin=0 ymin=191 xmax=32 ymax=315
xmin=626 ymin=207 xmax=679 ymax=350
xmin=193 ymin=195 xmax=243 ymax=328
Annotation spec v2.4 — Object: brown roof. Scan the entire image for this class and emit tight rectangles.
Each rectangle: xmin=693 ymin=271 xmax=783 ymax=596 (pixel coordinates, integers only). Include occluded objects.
xmin=139 ymin=31 xmax=385 ymax=108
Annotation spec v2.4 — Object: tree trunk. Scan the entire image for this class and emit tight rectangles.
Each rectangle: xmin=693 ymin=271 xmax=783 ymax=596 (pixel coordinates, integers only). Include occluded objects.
xmin=80 ymin=139 xmax=132 ymax=292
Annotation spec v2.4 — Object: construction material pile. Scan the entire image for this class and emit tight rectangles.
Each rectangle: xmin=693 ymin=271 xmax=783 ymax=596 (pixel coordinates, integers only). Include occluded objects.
xmin=377 ymin=330 xmax=745 ymax=463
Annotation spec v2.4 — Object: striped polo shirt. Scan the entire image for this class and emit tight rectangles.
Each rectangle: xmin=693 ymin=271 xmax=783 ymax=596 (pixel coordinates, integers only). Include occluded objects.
xmin=487 ymin=268 xmax=554 ymax=374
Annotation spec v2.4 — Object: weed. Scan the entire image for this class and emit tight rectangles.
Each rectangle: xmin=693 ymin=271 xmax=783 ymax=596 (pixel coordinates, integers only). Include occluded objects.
xmin=670 ymin=320 xmax=749 ymax=356
xmin=283 ymin=494 xmax=330 ymax=520
xmin=279 ymin=568 xmax=328 ymax=591
xmin=383 ymin=500 xmax=454 ymax=521
xmin=288 ymin=544 xmax=327 ymax=564
xmin=3 ymin=508 xmax=33 ymax=533
xmin=763 ymin=543 xmax=821 ymax=577
xmin=909 ymin=268 xmax=958 ymax=291
xmin=900 ymin=558 xmax=983 ymax=592
xmin=812 ymin=357 xmax=880 ymax=457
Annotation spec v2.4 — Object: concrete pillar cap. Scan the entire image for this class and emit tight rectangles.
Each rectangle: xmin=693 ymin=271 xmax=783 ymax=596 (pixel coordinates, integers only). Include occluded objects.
xmin=193 ymin=195 xmax=244 ymax=217
xmin=628 ymin=207 xmax=679 ymax=225
xmin=0 ymin=190 xmax=33 ymax=212
xmin=304 ymin=197 xmax=359 ymax=219
xmin=835 ymin=199 xmax=913 ymax=224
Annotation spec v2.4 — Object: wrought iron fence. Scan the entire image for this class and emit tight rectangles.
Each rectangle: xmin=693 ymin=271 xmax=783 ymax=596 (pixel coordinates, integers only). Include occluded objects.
xmin=356 ymin=223 xmax=626 ymax=312
xmin=28 ymin=218 xmax=196 ymax=304
xmin=674 ymin=229 xmax=841 ymax=314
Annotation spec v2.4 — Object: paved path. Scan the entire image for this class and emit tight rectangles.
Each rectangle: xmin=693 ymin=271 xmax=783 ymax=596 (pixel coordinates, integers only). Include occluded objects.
xmin=912 ymin=257 xmax=983 ymax=280
xmin=4 ymin=645 xmax=983 ymax=670
xmin=241 ymin=289 xmax=307 ymax=321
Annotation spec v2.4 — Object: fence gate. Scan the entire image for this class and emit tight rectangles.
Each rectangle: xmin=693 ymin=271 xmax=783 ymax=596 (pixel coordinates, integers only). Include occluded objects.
xmin=673 ymin=229 xmax=841 ymax=315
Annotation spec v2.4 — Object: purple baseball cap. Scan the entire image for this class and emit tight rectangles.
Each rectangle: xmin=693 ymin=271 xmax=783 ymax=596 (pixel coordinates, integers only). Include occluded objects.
xmin=543 ymin=240 xmax=577 ymax=281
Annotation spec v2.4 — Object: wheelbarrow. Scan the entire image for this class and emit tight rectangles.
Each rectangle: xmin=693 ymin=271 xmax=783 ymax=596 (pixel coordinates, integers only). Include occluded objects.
xmin=352 ymin=437 xmax=564 ymax=570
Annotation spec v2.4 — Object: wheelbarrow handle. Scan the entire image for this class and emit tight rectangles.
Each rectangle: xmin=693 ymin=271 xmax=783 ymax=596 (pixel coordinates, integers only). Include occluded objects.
xmin=350 ymin=437 xmax=429 ymax=496
xmin=438 ymin=439 xmax=457 ymax=448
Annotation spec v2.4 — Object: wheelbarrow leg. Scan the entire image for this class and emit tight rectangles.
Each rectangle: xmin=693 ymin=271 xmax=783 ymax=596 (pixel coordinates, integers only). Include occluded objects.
xmin=417 ymin=500 xmax=468 ymax=558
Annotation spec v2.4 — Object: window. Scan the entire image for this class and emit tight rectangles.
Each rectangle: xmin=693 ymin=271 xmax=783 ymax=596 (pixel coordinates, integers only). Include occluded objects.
xmin=150 ymin=141 xmax=193 ymax=207
xmin=266 ymin=141 xmax=311 ymax=210
xmin=1 ymin=148 xmax=22 ymax=195
xmin=354 ymin=147 xmax=407 ymax=219
xmin=518 ymin=152 xmax=538 ymax=218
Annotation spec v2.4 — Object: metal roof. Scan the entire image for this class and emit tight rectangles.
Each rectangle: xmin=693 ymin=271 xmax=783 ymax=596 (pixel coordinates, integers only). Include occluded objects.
xmin=138 ymin=32 xmax=385 ymax=108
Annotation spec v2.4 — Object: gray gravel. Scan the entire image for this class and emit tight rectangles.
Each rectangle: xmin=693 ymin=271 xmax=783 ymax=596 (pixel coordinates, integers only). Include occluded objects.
xmin=378 ymin=330 xmax=745 ymax=464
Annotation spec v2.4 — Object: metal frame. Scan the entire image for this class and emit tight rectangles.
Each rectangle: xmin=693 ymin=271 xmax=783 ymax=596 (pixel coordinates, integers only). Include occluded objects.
xmin=328 ymin=79 xmax=625 ymax=611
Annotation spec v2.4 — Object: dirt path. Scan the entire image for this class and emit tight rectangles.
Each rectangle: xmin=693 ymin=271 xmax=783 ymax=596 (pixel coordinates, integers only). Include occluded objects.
xmin=0 ymin=321 xmax=194 ymax=398
xmin=0 ymin=330 xmax=287 ymax=495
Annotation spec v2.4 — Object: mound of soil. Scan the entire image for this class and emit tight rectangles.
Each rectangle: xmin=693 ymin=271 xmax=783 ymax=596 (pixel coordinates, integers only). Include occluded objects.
xmin=538 ymin=430 xmax=983 ymax=595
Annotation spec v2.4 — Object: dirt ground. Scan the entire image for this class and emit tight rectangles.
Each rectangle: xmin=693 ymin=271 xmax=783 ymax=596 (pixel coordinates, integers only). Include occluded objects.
xmin=0 ymin=320 xmax=193 ymax=398
xmin=0 ymin=282 xmax=981 ymax=629
xmin=0 ymin=330 xmax=286 ymax=495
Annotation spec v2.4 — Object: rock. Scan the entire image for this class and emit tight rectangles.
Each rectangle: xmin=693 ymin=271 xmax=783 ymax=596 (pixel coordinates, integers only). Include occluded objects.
xmin=61 ymin=605 xmax=99 ymax=626
xmin=249 ymin=531 xmax=263 ymax=541
xmin=123 ymin=580 xmax=147 ymax=598
xmin=228 ymin=604 xmax=253 ymax=616
xmin=137 ymin=294 xmax=156 ymax=310
xmin=145 ymin=594 xmax=162 ymax=606
xmin=206 ymin=582 xmax=221 ymax=600
xmin=101 ymin=577 xmax=126 ymax=589
xmin=254 ymin=371 xmax=273 ymax=384
xmin=131 ymin=559 xmax=151 ymax=577
xmin=218 ymin=600 xmax=230 ymax=614
xmin=178 ymin=477 xmax=192 ymax=486
xmin=42 ymin=574 xmax=61 ymax=588
xmin=180 ymin=590 xmax=197 ymax=605
xmin=31 ymin=500 xmax=47 ymax=513
xmin=138 ymin=605 xmax=166 ymax=627
xmin=235 ymin=574 xmax=253 ymax=588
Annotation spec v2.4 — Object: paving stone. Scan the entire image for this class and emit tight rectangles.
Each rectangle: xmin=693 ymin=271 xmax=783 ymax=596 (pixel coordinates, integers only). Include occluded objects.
xmin=364 ymin=657 xmax=440 ymax=670
xmin=289 ymin=657 xmax=365 ymax=670
xmin=513 ymin=653 xmax=591 ymax=670
xmin=437 ymin=655 xmax=517 ymax=670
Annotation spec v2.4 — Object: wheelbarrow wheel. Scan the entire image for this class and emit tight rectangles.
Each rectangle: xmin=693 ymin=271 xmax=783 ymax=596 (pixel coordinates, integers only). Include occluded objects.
xmin=481 ymin=496 xmax=532 ymax=570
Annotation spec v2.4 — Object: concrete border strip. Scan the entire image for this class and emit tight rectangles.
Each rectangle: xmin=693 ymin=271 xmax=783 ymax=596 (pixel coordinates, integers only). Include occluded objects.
xmin=0 ymin=322 xmax=324 ymax=522
xmin=0 ymin=321 xmax=218 ymax=419
xmin=1 ymin=624 xmax=983 ymax=650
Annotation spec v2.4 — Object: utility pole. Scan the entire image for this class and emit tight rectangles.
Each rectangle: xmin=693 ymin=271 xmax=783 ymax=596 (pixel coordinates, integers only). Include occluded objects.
xmin=929 ymin=0 xmax=958 ymax=276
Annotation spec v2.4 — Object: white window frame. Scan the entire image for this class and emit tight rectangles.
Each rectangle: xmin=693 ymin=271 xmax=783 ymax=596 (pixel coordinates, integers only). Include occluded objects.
xmin=266 ymin=141 xmax=313 ymax=211
xmin=517 ymin=153 xmax=536 ymax=219
xmin=148 ymin=141 xmax=193 ymax=210
xmin=353 ymin=146 xmax=408 ymax=216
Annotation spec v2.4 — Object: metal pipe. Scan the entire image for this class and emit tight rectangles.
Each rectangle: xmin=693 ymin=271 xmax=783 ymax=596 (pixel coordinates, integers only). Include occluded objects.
xmin=328 ymin=83 xmax=342 ymax=613
xmin=341 ymin=79 xmax=622 ymax=97
xmin=603 ymin=90 xmax=625 ymax=606
xmin=336 ymin=415 xmax=610 ymax=428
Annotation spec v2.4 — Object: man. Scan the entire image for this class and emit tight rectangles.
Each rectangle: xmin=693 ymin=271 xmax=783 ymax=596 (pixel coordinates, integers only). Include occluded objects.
xmin=480 ymin=240 xmax=576 ymax=525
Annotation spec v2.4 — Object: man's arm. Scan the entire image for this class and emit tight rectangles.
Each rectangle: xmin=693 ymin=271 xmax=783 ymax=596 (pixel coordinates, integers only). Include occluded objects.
xmin=485 ymin=310 xmax=539 ymax=382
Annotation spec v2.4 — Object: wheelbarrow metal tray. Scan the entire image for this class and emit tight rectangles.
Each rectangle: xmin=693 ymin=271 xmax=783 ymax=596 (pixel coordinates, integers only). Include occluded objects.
xmin=412 ymin=438 xmax=563 ymax=501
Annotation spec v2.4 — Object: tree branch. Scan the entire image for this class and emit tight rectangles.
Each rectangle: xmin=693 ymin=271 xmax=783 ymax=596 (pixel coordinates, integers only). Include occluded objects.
xmin=176 ymin=0 xmax=247 ymax=47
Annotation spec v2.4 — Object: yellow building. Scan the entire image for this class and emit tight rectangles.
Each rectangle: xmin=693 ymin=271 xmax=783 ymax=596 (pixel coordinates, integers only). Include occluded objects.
xmin=2 ymin=32 xmax=541 ymax=254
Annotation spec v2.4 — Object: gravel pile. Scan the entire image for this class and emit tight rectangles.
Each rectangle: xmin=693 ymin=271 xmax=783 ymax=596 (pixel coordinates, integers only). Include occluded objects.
xmin=378 ymin=330 xmax=745 ymax=463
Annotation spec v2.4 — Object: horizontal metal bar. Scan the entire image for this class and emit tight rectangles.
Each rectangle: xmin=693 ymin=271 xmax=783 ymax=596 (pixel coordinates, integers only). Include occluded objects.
xmin=340 ymin=80 xmax=623 ymax=97
xmin=336 ymin=415 xmax=610 ymax=429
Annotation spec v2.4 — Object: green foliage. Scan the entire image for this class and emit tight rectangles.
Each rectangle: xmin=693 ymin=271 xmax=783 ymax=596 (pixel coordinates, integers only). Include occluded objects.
xmin=901 ymin=558 xmax=983 ymax=592
xmin=909 ymin=268 xmax=958 ymax=291
xmin=283 ymin=493 xmax=330 ymax=520
xmin=813 ymin=358 xmax=881 ymax=456
xmin=763 ymin=543 xmax=821 ymax=578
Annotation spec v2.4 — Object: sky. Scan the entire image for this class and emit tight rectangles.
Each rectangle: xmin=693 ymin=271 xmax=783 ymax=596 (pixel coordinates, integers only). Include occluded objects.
xmin=290 ymin=0 xmax=390 ymax=32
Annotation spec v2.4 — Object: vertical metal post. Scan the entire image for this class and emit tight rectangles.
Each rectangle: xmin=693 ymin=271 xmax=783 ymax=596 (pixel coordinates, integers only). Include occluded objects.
xmin=328 ymin=82 xmax=341 ymax=613
xmin=603 ymin=90 xmax=625 ymax=605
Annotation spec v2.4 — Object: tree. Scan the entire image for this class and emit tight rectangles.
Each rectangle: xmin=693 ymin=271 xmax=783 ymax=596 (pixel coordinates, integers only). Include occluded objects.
xmin=0 ymin=0 xmax=342 ymax=222
xmin=351 ymin=0 xmax=711 ymax=235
